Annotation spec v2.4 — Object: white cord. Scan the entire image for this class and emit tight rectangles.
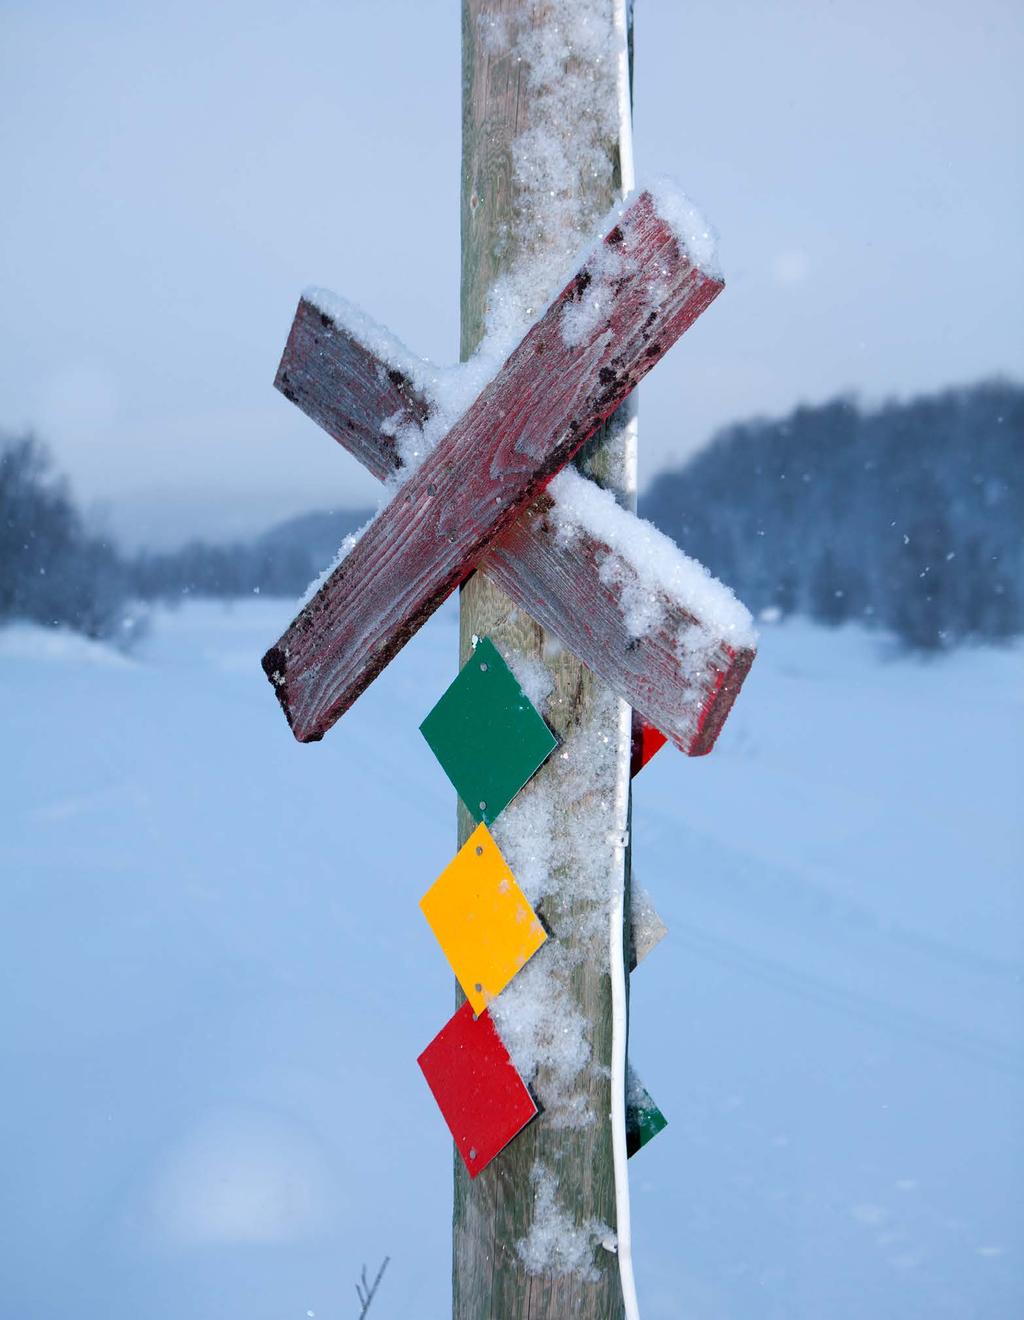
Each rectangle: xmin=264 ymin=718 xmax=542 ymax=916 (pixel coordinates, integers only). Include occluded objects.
xmin=615 ymin=0 xmax=636 ymax=194
xmin=610 ymin=6 xmax=641 ymax=1320
xmin=609 ymin=695 xmax=640 ymax=1320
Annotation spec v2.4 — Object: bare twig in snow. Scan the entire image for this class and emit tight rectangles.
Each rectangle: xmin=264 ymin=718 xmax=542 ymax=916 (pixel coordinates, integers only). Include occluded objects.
xmin=355 ymin=1256 xmax=389 ymax=1318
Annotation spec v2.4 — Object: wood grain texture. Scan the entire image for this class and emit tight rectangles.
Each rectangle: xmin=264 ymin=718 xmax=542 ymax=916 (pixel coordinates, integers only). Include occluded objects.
xmin=272 ymin=292 xmax=753 ymax=756
xmin=263 ymin=191 xmax=722 ymax=744
xmin=275 ymin=301 xmax=429 ymax=482
xmin=482 ymin=495 xmax=752 ymax=757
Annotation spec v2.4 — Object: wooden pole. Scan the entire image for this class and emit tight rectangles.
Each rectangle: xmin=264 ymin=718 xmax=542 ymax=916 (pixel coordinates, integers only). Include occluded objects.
xmin=455 ymin=3 xmax=634 ymax=1316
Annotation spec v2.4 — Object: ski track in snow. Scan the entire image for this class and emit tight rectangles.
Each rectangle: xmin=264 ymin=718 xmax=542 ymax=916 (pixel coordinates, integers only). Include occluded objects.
xmin=1 ymin=599 xmax=1021 ymax=1319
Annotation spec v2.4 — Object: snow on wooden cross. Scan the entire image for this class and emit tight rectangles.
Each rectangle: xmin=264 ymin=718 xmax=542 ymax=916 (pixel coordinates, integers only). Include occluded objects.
xmin=263 ymin=188 xmax=756 ymax=747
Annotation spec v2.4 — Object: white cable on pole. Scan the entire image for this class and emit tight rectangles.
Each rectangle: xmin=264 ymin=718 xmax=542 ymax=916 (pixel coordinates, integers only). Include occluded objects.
xmin=615 ymin=0 xmax=636 ymax=193
xmin=609 ymin=695 xmax=640 ymax=1320
xmin=614 ymin=0 xmax=639 ymax=511
xmin=610 ymin=5 xmax=641 ymax=1319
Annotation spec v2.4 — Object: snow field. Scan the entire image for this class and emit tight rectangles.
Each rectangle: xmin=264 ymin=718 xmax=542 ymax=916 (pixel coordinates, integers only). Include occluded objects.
xmin=0 ymin=600 xmax=1021 ymax=1318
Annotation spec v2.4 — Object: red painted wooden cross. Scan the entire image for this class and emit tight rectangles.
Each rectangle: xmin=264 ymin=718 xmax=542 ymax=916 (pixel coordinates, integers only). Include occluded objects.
xmin=263 ymin=190 xmax=755 ymax=750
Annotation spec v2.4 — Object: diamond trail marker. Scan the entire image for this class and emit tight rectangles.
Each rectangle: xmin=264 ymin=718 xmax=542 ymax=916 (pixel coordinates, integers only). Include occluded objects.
xmin=630 ymin=714 xmax=669 ymax=777
xmin=420 ymin=821 xmax=548 ymax=1017
xmin=418 ymin=1001 xmax=539 ymax=1179
xmin=625 ymin=1077 xmax=668 ymax=1158
xmin=420 ymin=637 xmax=558 ymax=826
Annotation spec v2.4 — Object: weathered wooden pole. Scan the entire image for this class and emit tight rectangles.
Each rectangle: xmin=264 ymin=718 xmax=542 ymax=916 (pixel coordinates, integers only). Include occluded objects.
xmin=455 ymin=2 xmax=636 ymax=1316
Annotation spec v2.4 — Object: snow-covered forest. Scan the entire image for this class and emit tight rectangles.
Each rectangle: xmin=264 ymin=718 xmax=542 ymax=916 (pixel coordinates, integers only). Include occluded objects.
xmin=646 ymin=380 xmax=1023 ymax=650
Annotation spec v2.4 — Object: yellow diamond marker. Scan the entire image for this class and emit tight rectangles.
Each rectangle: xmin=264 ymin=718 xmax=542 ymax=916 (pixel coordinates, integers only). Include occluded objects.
xmin=419 ymin=823 xmax=547 ymax=1015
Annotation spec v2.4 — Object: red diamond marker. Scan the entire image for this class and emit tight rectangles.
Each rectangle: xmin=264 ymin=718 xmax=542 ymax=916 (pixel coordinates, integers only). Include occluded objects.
xmin=630 ymin=713 xmax=668 ymax=777
xmin=417 ymin=1001 xmax=538 ymax=1177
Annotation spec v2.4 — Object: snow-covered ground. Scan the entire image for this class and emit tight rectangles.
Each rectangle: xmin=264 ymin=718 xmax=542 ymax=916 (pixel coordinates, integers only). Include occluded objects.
xmin=1 ymin=599 xmax=1021 ymax=1319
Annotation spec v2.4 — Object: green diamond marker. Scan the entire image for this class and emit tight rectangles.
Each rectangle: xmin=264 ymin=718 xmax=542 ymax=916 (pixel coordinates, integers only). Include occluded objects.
xmin=626 ymin=1072 xmax=668 ymax=1157
xmin=420 ymin=636 xmax=558 ymax=826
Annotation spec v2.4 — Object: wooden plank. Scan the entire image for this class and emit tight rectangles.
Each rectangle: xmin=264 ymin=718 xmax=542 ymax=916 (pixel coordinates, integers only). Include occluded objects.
xmin=275 ymin=299 xmax=429 ymax=482
xmin=273 ymin=296 xmax=752 ymax=755
xmin=484 ymin=495 xmax=754 ymax=757
xmin=262 ymin=190 xmax=723 ymax=744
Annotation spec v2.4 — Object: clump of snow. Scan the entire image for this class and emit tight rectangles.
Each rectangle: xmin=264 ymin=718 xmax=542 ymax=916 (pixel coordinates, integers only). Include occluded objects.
xmin=489 ymin=948 xmax=595 ymax=1130
xmin=597 ymin=545 xmax=664 ymax=638
xmin=630 ymin=881 xmax=668 ymax=967
xmin=647 ymin=176 xmax=721 ymax=279
xmin=560 ymin=241 xmax=629 ymax=348
xmin=676 ymin=620 xmax=723 ymax=684
xmin=302 ymin=286 xmax=440 ymax=406
xmin=498 ymin=642 xmax=556 ymax=715
xmin=625 ymin=1065 xmax=646 ymax=1111
xmin=379 ymin=407 xmax=427 ymax=473
xmin=516 ymin=1162 xmax=615 ymax=1281
xmin=488 ymin=769 xmax=555 ymax=908
xmin=477 ymin=9 xmax=512 ymax=56
xmin=550 ymin=466 xmax=756 ymax=647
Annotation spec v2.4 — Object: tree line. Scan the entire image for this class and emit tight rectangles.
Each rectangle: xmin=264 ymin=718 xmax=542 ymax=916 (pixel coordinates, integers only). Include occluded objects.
xmin=0 ymin=434 xmax=131 ymax=640
xmin=0 ymin=434 xmax=366 ymax=644
xmin=642 ymin=379 xmax=1022 ymax=650
xmin=2 ymin=378 xmax=1021 ymax=650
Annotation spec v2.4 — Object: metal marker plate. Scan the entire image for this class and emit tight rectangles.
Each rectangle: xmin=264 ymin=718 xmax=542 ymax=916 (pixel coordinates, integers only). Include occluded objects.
xmin=420 ymin=636 xmax=557 ymax=825
xmin=420 ymin=822 xmax=547 ymax=1014
xmin=417 ymin=1002 xmax=538 ymax=1177
xmin=626 ymin=1072 xmax=668 ymax=1157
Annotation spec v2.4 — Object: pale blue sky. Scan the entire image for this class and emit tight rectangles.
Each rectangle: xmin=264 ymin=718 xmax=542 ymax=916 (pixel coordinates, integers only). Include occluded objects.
xmin=2 ymin=0 xmax=1021 ymax=546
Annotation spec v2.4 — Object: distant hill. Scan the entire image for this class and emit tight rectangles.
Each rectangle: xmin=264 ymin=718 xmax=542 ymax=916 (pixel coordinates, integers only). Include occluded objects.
xmin=130 ymin=506 xmax=375 ymax=602
xmin=641 ymin=379 xmax=1023 ymax=650
xmin=255 ymin=508 xmax=374 ymax=568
